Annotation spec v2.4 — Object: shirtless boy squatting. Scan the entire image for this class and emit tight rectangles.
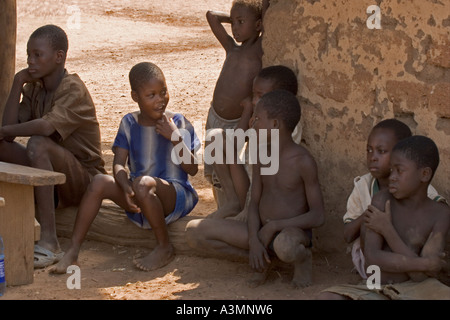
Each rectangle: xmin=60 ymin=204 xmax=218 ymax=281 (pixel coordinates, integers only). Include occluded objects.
xmin=187 ymin=90 xmax=325 ymax=288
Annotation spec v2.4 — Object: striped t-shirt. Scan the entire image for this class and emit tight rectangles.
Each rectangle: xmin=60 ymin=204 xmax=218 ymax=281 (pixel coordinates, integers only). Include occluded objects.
xmin=113 ymin=110 xmax=200 ymax=194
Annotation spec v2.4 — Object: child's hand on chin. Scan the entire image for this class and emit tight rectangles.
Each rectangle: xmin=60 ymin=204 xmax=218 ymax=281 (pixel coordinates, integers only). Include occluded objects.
xmin=156 ymin=113 xmax=180 ymax=141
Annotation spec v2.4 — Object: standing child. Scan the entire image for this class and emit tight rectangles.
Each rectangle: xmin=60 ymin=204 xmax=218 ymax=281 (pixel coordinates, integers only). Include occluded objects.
xmin=319 ymin=136 xmax=450 ymax=300
xmin=50 ymin=62 xmax=200 ymax=273
xmin=204 ymin=0 xmax=269 ymax=217
xmin=343 ymin=119 xmax=446 ymax=279
xmin=187 ymin=90 xmax=325 ymax=288
xmin=0 ymin=25 xmax=106 ymax=268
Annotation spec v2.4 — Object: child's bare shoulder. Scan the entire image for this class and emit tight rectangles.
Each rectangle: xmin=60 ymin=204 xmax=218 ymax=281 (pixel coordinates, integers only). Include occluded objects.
xmin=295 ymin=143 xmax=314 ymax=158
xmin=424 ymin=199 xmax=450 ymax=237
xmin=429 ymin=198 xmax=450 ymax=220
xmin=250 ymin=35 xmax=263 ymax=54
xmin=288 ymin=144 xmax=317 ymax=170
xmin=371 ymin=189 xmax=391 ymax=209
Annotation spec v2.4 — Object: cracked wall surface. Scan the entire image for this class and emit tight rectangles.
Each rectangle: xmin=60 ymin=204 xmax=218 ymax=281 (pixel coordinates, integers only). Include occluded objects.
xmin=263 ymin=0 xmax=449 ymax=251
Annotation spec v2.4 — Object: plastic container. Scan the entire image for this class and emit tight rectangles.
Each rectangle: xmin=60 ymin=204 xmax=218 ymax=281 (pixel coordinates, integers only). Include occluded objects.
xmin=0 ymin=235 xmax=6 ymax=297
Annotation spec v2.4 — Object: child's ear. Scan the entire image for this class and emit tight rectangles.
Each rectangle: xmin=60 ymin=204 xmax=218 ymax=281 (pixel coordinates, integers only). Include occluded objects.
xmin=256 ymin=18 xmax=262 ymax=33
xmin=131 ymin=90 xmax=139 ymax=102
xmin=272 ymin=118 xmax=280 ymax=129
xmin=420 ymin=167 xmax=433 ymax=183
xmin=55 ymin=50 xmax=66 ymax=64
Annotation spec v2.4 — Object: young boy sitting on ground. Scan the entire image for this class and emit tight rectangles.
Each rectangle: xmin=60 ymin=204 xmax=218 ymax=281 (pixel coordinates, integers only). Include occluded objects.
xmin=186 ymin=90 xmax=325 ymax=288
xmin=204 ymin=0 xmax=269 ymax=218
xmin=343 ymin=119 xmax=446 ymax=279
xmin=318 ymin=135 xmax=450 ymax=300
xmin=0 ymin=25 xmax=106 ymax=268
xmin=50 ymin=62 xmax=200 ymax=273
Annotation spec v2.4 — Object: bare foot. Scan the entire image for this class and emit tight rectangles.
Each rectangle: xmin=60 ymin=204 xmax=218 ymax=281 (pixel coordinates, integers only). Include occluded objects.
xmin=292 ymin=248 xmax=312 ymax=288
xmin=133 ymin=244 xmax=175 ymax=271
xmin=49 ymin=248 xmax=79 ymax=274
xmin=227 ymin=208 xmax=248 ymax=222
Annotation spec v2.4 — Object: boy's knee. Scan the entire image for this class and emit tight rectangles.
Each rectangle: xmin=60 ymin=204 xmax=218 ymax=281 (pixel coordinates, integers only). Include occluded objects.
xmin=26 ymin=135 xmax=52 ymax=160
xmin=185 ymin=219 xmax=207 ymax=248
xmin=132 ymin=176 xmax=157 ymax=199
xmin=273 ymin=227 xmax=308 ymax=263
xmin=87 ymin=174 xmax=111 ymax=194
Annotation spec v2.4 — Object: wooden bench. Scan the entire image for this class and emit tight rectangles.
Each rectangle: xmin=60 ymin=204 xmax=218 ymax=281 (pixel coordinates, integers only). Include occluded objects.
xmin=0 ymin=162 xmax=65 ymax=286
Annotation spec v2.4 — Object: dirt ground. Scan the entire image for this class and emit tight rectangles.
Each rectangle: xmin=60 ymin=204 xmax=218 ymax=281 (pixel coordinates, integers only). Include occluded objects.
xmin=2 ymin=0 xmax=360 ymax=300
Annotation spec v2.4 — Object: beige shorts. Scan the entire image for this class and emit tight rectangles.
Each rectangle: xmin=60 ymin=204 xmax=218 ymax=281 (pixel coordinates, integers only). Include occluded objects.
xmin=204 ymin=104 xmax=240 ymax=178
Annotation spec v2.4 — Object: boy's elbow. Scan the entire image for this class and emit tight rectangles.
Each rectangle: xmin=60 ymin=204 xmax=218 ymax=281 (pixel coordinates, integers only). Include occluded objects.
xmin=343 ymin=225 xmax=356 ymax=243
xmin=37 ymin=119 xmax=57 ymax=137
xmin=206 ymin=10 xmax=214 ymax=22
xmin=188 ymin=165 xmax=199 ymax=177
xmin=343 ymin=232 xmax=354 ymax=244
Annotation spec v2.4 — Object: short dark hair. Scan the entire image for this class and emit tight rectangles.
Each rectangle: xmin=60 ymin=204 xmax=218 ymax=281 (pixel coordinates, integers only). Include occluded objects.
xmin=232 ymin=0 xmax=263 ymax=19
xmin=129 ymin=62 xmax=165 ymax=91
xmin=258 ymin=65 xmax=298 ymax=95
xmin=393 ymin=135 xmax=440 ymax=178
xmin=29 ymin=25 xmax=68 ymax=54
xmin=372 ymin=118 xmax=412 ymax=142
xmin=257 ymin=89 xmax=301 ymax=133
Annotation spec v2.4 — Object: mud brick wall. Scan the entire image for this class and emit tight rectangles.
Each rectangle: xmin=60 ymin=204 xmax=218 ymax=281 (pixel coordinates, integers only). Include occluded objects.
xmin=262 ymin=0 xmax=450 ymax=251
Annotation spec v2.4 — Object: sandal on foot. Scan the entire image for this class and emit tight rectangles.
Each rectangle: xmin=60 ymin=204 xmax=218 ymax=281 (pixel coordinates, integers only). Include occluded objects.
xmin=34 ymin=244 xmax=64 ymax=269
